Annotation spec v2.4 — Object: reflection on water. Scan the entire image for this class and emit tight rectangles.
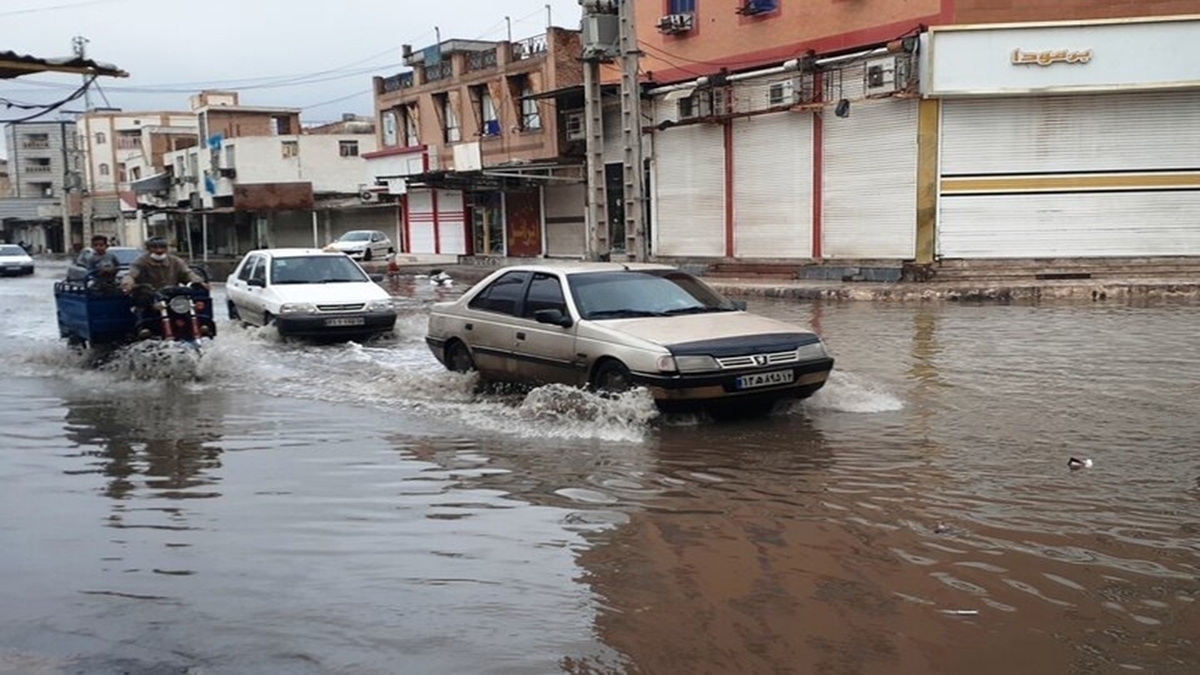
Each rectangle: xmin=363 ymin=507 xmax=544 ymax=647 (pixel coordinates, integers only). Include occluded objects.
xmin=1 ymin=268 xmax=1199 ymax=674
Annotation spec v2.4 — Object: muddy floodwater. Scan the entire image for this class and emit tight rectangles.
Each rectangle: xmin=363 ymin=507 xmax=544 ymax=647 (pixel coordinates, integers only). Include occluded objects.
xmin=1 ymin=262 xmax=1198 ymax=674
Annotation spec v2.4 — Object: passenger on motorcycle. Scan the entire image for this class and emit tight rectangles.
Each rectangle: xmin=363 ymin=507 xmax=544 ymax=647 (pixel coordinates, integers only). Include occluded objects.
xmin=77 ymin=234 xmax=119 ymax=275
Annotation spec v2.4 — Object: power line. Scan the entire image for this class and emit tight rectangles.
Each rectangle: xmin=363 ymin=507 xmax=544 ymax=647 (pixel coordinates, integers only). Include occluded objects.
xmin=0 ymin=0 xmax=131 ymax=17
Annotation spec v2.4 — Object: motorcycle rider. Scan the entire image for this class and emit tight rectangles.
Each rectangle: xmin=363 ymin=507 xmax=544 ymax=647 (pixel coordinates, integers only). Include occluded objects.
xmin=120 ymin=237 xmax=208 ymax=300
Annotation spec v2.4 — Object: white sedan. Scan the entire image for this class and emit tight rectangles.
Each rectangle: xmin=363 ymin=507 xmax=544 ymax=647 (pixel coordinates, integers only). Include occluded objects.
xmin=0 ymin=244 xmax=34 ymax=276
xmin=325 ymin=230 xmax=392 ymax=261
xmin=225 ymin=248 xmax=396 ymax=340
xmin=426 ymin=262 xmax=835 ymax=416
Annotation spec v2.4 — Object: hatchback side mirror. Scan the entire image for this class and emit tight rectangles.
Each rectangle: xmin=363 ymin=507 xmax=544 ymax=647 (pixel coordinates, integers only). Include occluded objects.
xmin=533 ymin=308 xmax=573 ymax=328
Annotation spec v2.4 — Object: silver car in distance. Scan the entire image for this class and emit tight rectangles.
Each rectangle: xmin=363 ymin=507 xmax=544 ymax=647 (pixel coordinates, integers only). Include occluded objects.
xmin=425 ymin=263 xmax=834 ymax=415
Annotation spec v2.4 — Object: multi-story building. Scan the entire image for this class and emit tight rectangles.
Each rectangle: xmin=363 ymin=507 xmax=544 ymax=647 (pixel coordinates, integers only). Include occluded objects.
xmin=147 ymin=91 xmax=388 ymax=258
xmin=635 ymin=0 xmax=1200 ymax=272
xmin=0 ymin=159 xmax=10 ymax=198
xmin=76 ymin=108 xmax=198 ymax=246
xmin=2 ymin=120 xmax=80 ymax=252
xmin=367 ymin=26 xmax=585 ymax=258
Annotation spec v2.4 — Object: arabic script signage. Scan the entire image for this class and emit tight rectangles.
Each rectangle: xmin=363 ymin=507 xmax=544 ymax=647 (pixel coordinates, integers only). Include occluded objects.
xmin=1011 ymin=49 xmax=1093 ymax=66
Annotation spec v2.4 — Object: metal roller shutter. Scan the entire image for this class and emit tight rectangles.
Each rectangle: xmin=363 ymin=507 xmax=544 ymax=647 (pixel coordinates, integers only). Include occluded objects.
xmin=407 ymin=189 xmax=435 ymax=254
xmin=732 ymin=112 xmax=813 ymax=258
xmin=436 ymin=190 xmax=466 ymax=255
xmin=653 ymin=124 xmax=725 ymax=257
xmin=822 ymin=98 xmax=918 ymax=258
xmin=544 ymin=183 xmax=585 ymax=257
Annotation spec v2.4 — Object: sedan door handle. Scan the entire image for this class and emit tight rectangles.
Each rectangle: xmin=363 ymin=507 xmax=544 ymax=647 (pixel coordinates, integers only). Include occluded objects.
xmin=516 ymin=331 xmax=526 ymax=340
xmin=465 ymin=323 xmax=473 ymax=331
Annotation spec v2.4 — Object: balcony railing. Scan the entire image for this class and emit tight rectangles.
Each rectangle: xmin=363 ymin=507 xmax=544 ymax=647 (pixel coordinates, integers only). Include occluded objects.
xmin=23 ymin=164 xmax=53 ymax=174
xmin=511 ymin=34 xmax=548 ymax=61
xmin=466 ymin=49 xmax=498 ymax=72
xmin=381 ymin=72 xmax=414 ymax=93
xmin=423 ymin=61 xmax=453 ymax=82
xmin=21 ymin=140 xmax=50 ymax=150
xmin=116 ymin=137 xmax=142 ymax=150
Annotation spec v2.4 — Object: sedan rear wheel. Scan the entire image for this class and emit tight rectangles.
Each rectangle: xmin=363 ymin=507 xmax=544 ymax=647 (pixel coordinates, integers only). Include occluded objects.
xmin=592 ymin=360 xmax=633 ymax=394
xmin=226 ymin=300 xmax=240 ymax=321
xmin=446 ymin=341 xmax=475 ymax=373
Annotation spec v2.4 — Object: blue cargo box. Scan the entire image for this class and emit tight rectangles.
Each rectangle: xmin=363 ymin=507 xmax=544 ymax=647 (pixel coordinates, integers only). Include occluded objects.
xmin=54 ymin=281 xmax=136 ymax=344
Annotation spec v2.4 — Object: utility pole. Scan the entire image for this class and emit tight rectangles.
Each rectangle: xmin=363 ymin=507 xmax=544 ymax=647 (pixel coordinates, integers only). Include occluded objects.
xmin=72 ymin=36 xmax=92 ymax=112
xmin=71 ymin=36 xmax=94 ymax=248
xmin=616 ymin=0 xmax=646 ymax=260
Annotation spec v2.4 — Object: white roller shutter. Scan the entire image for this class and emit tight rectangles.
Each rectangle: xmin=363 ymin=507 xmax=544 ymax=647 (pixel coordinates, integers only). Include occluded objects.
xmin=732 ymin=112 xmax=813 ymax=258
xmin=544 ymin=183 xmax=585 ymax=257
xmin=940 ymin=91 xmax=1200 ymax=257
xmin=822 ymin=98 xmax=918 ymax=258
xmin=653 ymin=124 xmax=725 ymax=257
xmin=436 ymin=190 xmax=466 ymax=255
xmin=407 ymin=188 xmax=435 ymax=254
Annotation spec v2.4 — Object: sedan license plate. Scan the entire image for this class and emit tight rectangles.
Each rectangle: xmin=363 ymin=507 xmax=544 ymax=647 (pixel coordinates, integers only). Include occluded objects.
xmin=324 ymin=317 xmax=366 ymax=327
xmin=735 ymin=369 xmax=795 ymax=390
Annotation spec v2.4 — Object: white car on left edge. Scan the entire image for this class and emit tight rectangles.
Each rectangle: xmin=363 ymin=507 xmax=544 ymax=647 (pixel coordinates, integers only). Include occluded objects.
xmin=225 ymin=248 xmax=396 ymax=340
xmin=0 ymin=244 xmax=34 ymax=276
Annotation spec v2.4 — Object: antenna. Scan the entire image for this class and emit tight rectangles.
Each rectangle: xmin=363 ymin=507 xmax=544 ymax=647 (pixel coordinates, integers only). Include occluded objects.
xmin=71 ymin=35 xmax=92 ymax=111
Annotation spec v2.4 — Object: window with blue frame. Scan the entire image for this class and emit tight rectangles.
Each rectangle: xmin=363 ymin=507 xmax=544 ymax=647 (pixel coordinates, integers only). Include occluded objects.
xmin=668 ymin=0 xmax=695 ymax=14
xmin=740 ymin=0 xmax=778 ymax=15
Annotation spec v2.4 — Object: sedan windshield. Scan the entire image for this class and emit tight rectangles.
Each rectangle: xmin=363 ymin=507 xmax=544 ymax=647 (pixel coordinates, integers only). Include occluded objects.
xmin=270 ymin=256 xmax=369 ymax=284
xmin=109 ymin=248 xmax=140 ymax=266
xmin=568 ymin=270 xmax=737 ymax=320
xmin=0 ymin=245 xmax=26 ymax=256
xmin=337 ymin=231 xmax=371 ymax=242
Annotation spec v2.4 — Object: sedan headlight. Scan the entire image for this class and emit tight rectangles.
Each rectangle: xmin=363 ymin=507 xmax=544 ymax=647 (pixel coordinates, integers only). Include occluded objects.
xmin=796 ymin=341 xmax=828 ymax=360
xmin=279 ymin=302 xmax=318 ymax=315
xmin=366 ymin=299 xmax=393 ymax=312
xmin=674 ymin=355 xmax=720 ymax=373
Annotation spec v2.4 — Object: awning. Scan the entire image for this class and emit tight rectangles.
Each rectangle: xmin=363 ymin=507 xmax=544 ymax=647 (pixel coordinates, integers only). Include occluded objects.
xmin=130 ymin=172 xmax=171 ymax=195
xmin=0 ymin=50 xmax=127 ymax=79
xmin=662 ymin=87 xmax=696 ymax=102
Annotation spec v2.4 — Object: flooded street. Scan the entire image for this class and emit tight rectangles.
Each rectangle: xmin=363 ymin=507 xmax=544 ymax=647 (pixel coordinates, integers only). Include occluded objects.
xmin=1 ymin=262 xmax=1198 ymax=674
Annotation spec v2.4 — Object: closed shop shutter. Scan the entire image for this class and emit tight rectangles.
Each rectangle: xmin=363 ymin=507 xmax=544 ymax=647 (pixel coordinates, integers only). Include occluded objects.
xmin=544 ymin=183 xmax=585 ymax=257
xmin=732 ymin=112 xmax=813 ymax=258
xmin=436 ymin=190 xmax=466 ymax=255
xmin=940 ymin=91 xmax=1200 ymax=257
xmin=407 ymin=189 xmax=435 ymax=254
xmin=653 ymin=123 xmax=725 ymax=257
xmin=822 ymin=98 xmax=918 ymax=258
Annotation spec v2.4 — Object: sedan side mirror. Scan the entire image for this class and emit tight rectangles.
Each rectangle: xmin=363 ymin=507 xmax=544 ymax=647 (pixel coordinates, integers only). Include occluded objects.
xmin=533 ymin=308 xmax=573 ymax=328
xmin=248 ymin=278 xmax=266 ymax=288
xmin=731 ymin=300 xmax=748 ymax=311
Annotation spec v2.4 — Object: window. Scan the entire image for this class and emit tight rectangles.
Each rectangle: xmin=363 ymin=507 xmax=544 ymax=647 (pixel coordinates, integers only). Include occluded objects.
xmin=339 ymin=140 xmax=359 ymax=157
xmin=738 ymin=0 xmax=778 ymax=16
xmin=382 ymin=110 xmax=398 ymax=146
xmin=272 ymin=116 xmax=293 ymax=135
xmin=225 ymin=144 xmax=236 ymax=168
xmin=521 ymin=85 xmax=541 ymax=131
xmin=473 ymin=85 xmax=500 ymax=136
xmin=522 ymin=273 xmax=566 ymax=318
xmin=678 ymin=95 xmax=697 ymax=119
xmin=564 ymin=112 xmax=585 ymax=140
xmin=94 ymin=131 xmax=107 ymax=145
xmin=117 ymin=163 xmax=127 ymax=182
xmin=403 ymin=104 xmax=419 ymax=146
xmin=768 ymin=82 xmax=790 ymax=106
xmin=435 ymin=93 xmax=460 ymax=143
xmin=98 ymin=163 xmax=110 ymax=176
xmin=130 ymin=167 xmax=141 ymax=181
xmin=668 ymin=0 xmax=695 ymax=13
xmin=249 ymin=257 xmax=267 ymax=285
xmin=281 ymin=140 xmax=299 ymax=158
xmin=237 ymin=255 xmax=262 ymax=282
xmin=468 ymin=271 xmax=529 ymax=316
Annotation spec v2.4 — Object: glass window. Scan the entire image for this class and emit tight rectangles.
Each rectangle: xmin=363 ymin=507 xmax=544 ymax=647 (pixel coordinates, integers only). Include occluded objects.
xmin=248 ymin=257 xmax=266 ymax=284
xmin=270 ymin=255 xmax=368 ymax=284
xmin=98 ymin=163 xmax=110 ymax=176
xmin=522 ymin=273 xmax=566 ymax=318
xmin=468 ymin=271 xmax=529 ymax=316
xmin=95 ymin=131 xmax=107 ymax=144
xmin=339 ymin=140 xmax=359 ymax=157
xmin=669 ymin=0 xmax=696 ymax=13
xmin=567 ymin=270 xmax=734 ymax=320
xmin=281 ymin=141 xmax=299 ymax=158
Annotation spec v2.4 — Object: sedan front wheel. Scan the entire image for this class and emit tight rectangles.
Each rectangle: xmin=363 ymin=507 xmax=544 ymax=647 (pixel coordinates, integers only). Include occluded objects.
xmin=591 ymin=360 xmax=633 ymax=394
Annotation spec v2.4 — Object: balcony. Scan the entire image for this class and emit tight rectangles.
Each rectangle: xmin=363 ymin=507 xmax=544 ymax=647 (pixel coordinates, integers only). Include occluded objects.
xmin=23 ymin=164 xmax=53 ymax=174
xmin=21 ymin=140 xmax=50 ymax=150
xmin=381 ymin=72 xmax=414 ymax=93
xmin=423 ymin=61 xmax=453 ymax=82
xmin=466 ymin=49 xmax=498 ymax=72
xmin=511 ymin=34 xmax=548 ymax=61
xmin=115 ymin=136 xmax=142 ymax=150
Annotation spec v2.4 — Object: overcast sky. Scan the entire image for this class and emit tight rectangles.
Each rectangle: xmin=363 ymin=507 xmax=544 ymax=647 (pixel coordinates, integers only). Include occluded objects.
xmin=1 ymin=0 xmax=585 ymax=159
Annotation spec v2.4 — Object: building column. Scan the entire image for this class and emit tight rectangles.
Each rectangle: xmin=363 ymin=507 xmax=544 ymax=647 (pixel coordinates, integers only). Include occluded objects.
xmin=915 ymin=98 xmax=940 ymax=265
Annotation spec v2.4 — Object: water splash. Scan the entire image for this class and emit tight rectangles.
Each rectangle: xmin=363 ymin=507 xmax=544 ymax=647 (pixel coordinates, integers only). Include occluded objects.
xmin=94 ymin=341 xmax=207 ymax=381
xmin=801 ymin=370 xmax=904 ymax=413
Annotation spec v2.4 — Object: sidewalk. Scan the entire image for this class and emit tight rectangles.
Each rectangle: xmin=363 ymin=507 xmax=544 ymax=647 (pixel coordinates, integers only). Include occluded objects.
xmin=369 ymin=258 xmax=1200 ymax=302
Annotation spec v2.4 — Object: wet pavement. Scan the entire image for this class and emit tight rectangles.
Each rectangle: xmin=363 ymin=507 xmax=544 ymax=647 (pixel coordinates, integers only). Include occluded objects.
xmin=1 ymin=261 xmax=1198 ymax=674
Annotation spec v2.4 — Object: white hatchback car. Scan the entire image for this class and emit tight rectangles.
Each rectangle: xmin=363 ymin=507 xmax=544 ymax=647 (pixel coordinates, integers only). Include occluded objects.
xmin=0 ymin=244 xmax=34 ymax=276
xmin=326 ymin=230 xmax=392 ymax=261
xmin=225 ymin=249 xmax=397 ymax=340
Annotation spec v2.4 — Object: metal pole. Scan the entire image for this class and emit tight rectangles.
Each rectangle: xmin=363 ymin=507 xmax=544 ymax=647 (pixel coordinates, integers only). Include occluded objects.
xmin=202 ymin=212 xmax=209 ymax=262
xmin=311 ymin=210 xmax=319 ymax=248
xmin=618 ymin=0 xmax=647 ymax=260
xmin=506 ymin=16 xmax=512 ymax=43
xmin=582 ymin=60 xmax=606 ymax=260
xmin=546 ymin=4 xmax=552 ymax=28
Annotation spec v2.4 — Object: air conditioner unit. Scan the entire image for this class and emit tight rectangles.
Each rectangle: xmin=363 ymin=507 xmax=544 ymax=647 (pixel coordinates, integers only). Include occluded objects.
xmin=864 ymin=56 xmax=906 ymax=95
xmin=360 ymin=189 xmax=380 ymax=203
xmin=768 ymin=81 xmax=793 ymax=107
xmin=737 ymin=0 xmax=778 ymax=16
xmin=657 ymin=13 xmax=694 ymax=35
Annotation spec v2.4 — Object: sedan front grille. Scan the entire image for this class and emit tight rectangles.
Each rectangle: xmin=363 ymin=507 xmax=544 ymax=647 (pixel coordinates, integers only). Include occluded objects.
xmin=317 ymin=303 xmax=366 ymax=312
xmin=716 ymin=350 xmax=800 ymax=369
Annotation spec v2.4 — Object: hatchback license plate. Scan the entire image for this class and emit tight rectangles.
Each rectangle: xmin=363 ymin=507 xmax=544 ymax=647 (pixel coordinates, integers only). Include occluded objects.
xmin=735 ymin=369 xmax=795 ymax=390
xmin=325 ymin=317 xmax=366 ymax=327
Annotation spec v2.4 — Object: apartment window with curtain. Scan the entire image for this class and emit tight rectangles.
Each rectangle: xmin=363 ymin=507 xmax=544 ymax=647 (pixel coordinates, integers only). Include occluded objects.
xmin=402 ymin=104 xmax=419 ymax=146
xmin=382 ymin=110 xmax=398 ymax=146
xmin=435 ymin=93 xmax=460 ymax=143
xmin=473 ymin=85 xmax=499 ymax=136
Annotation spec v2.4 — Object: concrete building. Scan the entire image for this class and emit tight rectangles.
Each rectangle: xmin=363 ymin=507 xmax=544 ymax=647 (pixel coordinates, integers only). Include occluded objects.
xmin=148 ymin=91 xmax=388 ymax=258
xmin=368 ymin=26 xmax=585 ymax=258
xmin=2 ymin=120 xmax=80 ymax=252
xmin=0 ymin=158 xmax=11 ymax=198
xmin=634 ymin=0 xmax=1200 ymax=274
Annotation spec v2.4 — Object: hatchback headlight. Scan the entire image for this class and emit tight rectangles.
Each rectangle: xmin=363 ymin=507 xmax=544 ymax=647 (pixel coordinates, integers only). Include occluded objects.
xmin=280 ymin=303 xmax=317 ymax=315
xmin=796 ymin=341 xmax=828 ymax=360
xmin=366 ymin=299 xmax=393 ymax=312
xmin=674 ymin=355 xmax=720 ymax=373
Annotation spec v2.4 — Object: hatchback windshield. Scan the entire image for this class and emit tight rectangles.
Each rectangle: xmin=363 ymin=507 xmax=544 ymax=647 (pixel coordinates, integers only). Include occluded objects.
xmin=0 ymin=245 xmax=25 ymax=256
xmin=567 ymin=270 xmax=736 ymax=320
xmin=270 ymin=255 xmax=369 ymax=284
xmin=337 ymin=231 xmax=371 ymax=242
